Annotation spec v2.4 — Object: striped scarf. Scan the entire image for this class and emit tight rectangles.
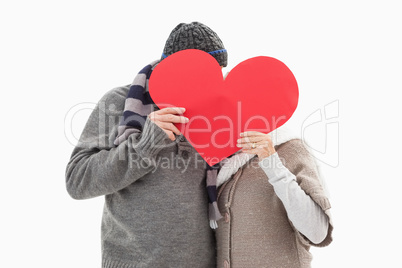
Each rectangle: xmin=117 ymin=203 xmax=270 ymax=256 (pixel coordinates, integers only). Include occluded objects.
xmin=114 ymin=61 xmax=159 ymax=145
xmin=114 ymin=61 xmax=224 ymax=229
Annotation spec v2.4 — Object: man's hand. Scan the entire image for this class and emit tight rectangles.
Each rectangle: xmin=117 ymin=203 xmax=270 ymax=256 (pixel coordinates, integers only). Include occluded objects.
xmin=148 ymin=107 xmax=189 ymax=140
xmin=237 ymin=131 xmax=276 ymax=161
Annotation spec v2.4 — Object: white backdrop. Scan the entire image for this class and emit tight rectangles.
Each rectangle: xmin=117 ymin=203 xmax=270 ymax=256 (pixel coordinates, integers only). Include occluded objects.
xmin=1 ymin=1 xmax=401 ymax=267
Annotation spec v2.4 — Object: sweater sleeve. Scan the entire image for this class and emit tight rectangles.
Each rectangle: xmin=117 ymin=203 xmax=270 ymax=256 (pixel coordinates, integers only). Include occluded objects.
xmin=260 ymin=139 xmax=334 ymax=247
xmin=259 ymin=153 xmax=329 ymax=244
xmin=65 ymin=87 xmax=172 ymax=200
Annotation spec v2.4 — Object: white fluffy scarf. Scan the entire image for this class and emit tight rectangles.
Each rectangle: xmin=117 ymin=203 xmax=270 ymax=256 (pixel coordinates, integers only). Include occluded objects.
xmin=216 ymin=125 xmax=299 ymax=188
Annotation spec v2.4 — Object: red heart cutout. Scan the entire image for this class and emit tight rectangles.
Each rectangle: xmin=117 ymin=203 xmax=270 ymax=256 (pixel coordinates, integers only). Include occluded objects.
xmin=149 ymin=49 xmax=298 ymax=166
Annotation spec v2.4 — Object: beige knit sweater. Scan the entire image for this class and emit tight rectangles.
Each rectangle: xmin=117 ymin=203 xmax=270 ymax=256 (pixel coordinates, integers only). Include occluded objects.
xmin=216 ymin=139 xmax=333 ymax=268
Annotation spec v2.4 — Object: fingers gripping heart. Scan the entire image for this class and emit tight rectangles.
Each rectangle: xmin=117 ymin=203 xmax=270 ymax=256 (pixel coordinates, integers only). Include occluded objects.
xmin=237 ymin=131 xmax=276 ymax=160
xmin=148 ymin=107 xmax=189 ymax=140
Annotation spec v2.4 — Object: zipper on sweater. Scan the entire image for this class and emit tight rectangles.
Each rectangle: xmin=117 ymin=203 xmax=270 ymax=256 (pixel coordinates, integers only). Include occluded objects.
xmin=219 ymin=167 xmax=243 ymax=267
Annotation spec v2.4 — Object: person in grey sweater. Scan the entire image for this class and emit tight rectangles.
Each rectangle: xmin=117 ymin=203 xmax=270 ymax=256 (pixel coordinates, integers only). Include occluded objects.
xmin=65 ymin=22 xmax=228 ymax=268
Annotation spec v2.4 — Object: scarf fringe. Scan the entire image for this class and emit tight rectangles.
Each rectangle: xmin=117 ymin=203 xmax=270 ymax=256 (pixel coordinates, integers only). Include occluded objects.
xmin=210 ymin=220 xmax=218 ymax=229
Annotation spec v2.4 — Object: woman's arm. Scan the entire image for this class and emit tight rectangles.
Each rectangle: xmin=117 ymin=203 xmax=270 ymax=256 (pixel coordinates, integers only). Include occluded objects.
xmin=238 ymin=132 xmax=332 ymax=245
xmin=259 ymin=152 xmax=329 ymax=244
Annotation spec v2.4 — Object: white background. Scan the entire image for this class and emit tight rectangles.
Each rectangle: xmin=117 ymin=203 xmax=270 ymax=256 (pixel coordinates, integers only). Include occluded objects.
xmin=1 ymin=1 xmax=401 ymax=267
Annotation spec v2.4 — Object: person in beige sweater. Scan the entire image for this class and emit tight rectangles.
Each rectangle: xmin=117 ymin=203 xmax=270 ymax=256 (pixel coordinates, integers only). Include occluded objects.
xmin=215 ymin=126 xmax=333 ymax=268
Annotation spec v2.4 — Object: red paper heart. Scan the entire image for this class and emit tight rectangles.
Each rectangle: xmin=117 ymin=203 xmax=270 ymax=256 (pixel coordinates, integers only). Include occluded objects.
xmin=149 ymin=49 xmax=298 ymax=166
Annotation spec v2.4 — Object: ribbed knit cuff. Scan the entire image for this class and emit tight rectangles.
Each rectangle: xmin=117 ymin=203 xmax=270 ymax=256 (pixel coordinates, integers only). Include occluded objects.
xmin=258 ymin=153 xmax=296 ymax=184
xmin=132 ymin=118 xmax=171 ymax=159
xmin=103 ymin=258 xmax=135 ymax=268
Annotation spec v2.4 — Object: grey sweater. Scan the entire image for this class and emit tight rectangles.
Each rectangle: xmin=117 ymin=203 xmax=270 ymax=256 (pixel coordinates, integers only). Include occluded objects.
xmin=65 ymin=85 xmax=216 ymax=267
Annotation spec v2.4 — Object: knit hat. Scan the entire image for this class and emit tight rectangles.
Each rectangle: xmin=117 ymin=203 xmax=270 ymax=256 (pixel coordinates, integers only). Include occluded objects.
xmin=161 ymin=22 xmax=228 ymax=67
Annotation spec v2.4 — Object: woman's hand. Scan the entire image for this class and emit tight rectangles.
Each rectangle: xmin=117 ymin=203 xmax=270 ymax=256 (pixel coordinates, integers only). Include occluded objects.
xmin=148 ymin=107 xmax=189 ymax=140
xmin=237 ymin=131 xmax=276 ymax=161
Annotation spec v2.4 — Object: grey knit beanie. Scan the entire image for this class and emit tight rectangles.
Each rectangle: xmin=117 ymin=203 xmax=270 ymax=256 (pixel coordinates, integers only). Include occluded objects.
xmin=161 ymin=22 xmax=228 ymax=67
